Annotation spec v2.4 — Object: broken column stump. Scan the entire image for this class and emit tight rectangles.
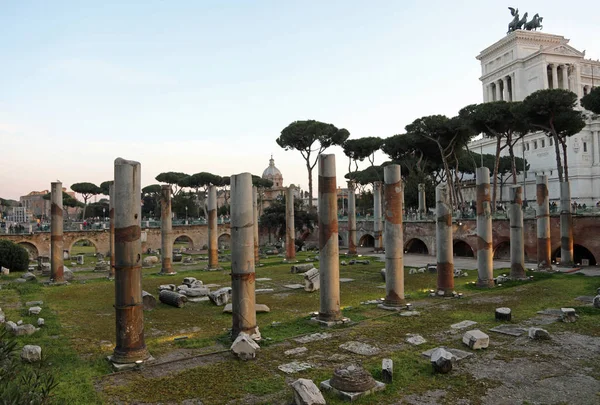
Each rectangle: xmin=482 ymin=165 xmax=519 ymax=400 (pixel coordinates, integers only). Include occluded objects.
xmin=495 ymin=307 xmax=512 ymax=321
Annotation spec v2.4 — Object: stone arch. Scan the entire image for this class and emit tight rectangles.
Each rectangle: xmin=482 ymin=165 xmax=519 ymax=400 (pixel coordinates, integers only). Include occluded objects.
xmin=68 ymin=238 xmax=98 ymax=255
xmin=218 ymin=233 xmax=231 ymax=249
xmin=16 ymin=241 xmax=39 ymax=259
xmin=359 ymin=234 xmax=375 ymax=248
xmin=493 ymin=241 xmax=511 ymax=260
xmin=552 ymin=244 xmax=597 ymax=266
xmin=453 ymin=239 xmax=474 ymax=257
xmin=174 ymin=234 xmax=194 ymax=251
xmin=404 ymin=238 xmax=429 ymax=255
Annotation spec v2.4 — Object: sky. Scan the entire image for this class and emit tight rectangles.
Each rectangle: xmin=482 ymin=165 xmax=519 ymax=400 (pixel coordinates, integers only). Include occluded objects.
xmin=2 ymin=0 xmax=600 ymax=201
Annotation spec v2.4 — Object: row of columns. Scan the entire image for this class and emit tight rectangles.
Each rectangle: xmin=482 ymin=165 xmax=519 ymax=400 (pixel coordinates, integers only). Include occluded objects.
xmin=487 ymin=75 xmax=513 ymax=102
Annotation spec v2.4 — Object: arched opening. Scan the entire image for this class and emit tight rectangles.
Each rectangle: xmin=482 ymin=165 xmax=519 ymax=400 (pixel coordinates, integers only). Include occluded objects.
xmin=405 ymin=238 xmax=429 ymax=255
xmin=359 ymin=234 xmax=375 ymax=248
xmin=174 ymin=235 xmax=194 ymax=252
xmin=17 ymin=242 xmax=39 ymax=260
xmin=552 ymin=245 xmax=597 ymax=266
xmin=453 ymin=240 xmax=474 ymax=257
xmin=218 ymin=233 xmax=231 ymax=250
xmin=70 ymin=239 xmax=98 ymax=266
xmin=493 ymin=241 xmax=511 ymax=260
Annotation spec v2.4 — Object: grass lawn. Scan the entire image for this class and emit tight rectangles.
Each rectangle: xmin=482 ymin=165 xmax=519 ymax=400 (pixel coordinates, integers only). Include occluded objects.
xmin=1 ymin=251 xmax=598 ymax=404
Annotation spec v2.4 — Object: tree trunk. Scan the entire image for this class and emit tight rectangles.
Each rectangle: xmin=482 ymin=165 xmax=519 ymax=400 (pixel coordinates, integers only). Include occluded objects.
xmin=306 ymin=160 xmax=313 ymax=209
xmin=492 ymin=136 xmax=502 ymax=213
xmin=552 ymin=133 xmax=564 ymax=183
xmin=561 ymin=140 xmax=569 ymax=182
xmin=508 ymin=142 xmax=518 ymax=185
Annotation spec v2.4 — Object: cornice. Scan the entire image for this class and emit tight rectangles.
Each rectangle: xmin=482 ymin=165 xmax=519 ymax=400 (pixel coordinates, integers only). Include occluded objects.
xmin=477 ymin=31 xmax=568 ymax=61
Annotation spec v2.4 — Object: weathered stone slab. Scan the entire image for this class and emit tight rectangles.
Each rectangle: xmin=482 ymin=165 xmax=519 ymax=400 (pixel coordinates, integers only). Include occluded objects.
xmin=489 ymin=325 xmax=526 ymax=337
xmin=28 ymin=306 xmax=42 ymax=315
xmin=255 ymin=278 xmax=272 ymax=281
xmin=255 ymin=288 xmax=274 ymax=293
xmin=291 ymin=378 xmax=326 ymax=405
xmin=278 ymin=361 xmax=313 ymax=374
xmin=294 ymin=333 xmax=332 ymax=344
xmin=561 ymin=308 xmax=578 ymax=323
xmin=230 ymin=332 xmax=259 ymax=360
xmin=421 ymin=347 xmax=474 ymax=361
xmin=382 ymin=358 xmax=393 ymax=383
xmin=25 ymin=301 xmax=43 ymax=307
xmin=528 ymin=327 xmax=551 ymax=340
xmin=339 ymin=278 xmax=354 ymax=283
xmin=284 ymin=284 xmax=305 ymax=290
xmin=339 ymin=341 xmax=380 ymax=356
xmin=462 ymin=330 xmax=489 ymax=349
xmin=574 ymin=296 xmax=595 ymax=303
xmin=537 ymin=309 xmax=562 ymax=316
xmin=400 ymin=311 xmax=421 ymax=317
xmin=430 ymin=348 xmax=453 ymax=374
xmin=223 ymin=303 xmax=270 ymax=313
xmin=285 ymin=347 xmax=308 ymax=356
xmin=21 ymin=345 xmax=42 ymax=363
xmin=186 ymin=296 xmax=210 ymax=303
xmin=320 ymin=379 xmax=385 ymax=401
xmin=406 ymin=334 xmax=427 ymax=345
xmin=203 ymin=283 xmax=221 ymax=288
xmin=450 ymin=320 xmax=477 ymax=329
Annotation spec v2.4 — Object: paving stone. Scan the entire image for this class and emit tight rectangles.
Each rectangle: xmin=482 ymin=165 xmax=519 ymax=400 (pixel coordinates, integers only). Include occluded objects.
xmin=462 ymin=329 xmax=489 ymax=349
xmin=400 ymin=311 xmax=421 ymax=317
xmin=25 ymin=301 xmax=43 ymax=307
xmin=294 ymin=333 xmax=332 ymax=344
xmin=285 ymin=347 xmax=308 ymax=356
xmin=421 ymin=347 xmax=474 ymax=361
xmin=291 ymin=378 xmax=326 ymax=405
xmin=451 ymin=320 xmax=477 ymax=329
xmin=489 ymin=325 xmax=526 ymax=337
xmin=284 ymin=284 xmax=305 ymax=290
xmin=339 ymin=278 xmax=354 ymax=283
xmin=574 ymin=296 xmax=595 ymax=303
xmin=339 ymin=341 xmax=381 ymax=356
xmin=406 ymin=334 xmax=427 ymax=345
xmin=278 ymin=361 xmax=313 ymax=374
xmin=255 ymin=278 xmax=272 ymax=281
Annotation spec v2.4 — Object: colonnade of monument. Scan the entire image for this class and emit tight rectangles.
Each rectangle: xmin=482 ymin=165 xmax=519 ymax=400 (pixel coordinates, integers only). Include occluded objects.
xmin=45 ymin=155 xmax=575 ymax=365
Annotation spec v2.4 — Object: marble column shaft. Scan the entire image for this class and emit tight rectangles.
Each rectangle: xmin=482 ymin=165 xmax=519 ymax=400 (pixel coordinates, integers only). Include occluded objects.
xmin=109 ymin=182 xmax=115 ymax=278
xmin=208 ymin=185 xmax=218 ymax=269
xmin=160 ymin=185 xmax=174 ymax=274
xmin=373 ymin=181 xmax=383 ymax=252
xmin=536 ymin=176 xmax=552 ymax=270
xmin=50 ymin=181 xmax=64 ymax=282
xmin=509 ymin=186 xmax=526 ymax=279
xmin=436 ymin=185 xmax=454 ymax=295
xmin=347 ymin=181 xmax=357 ymax=255
xmin=560 ymin=182 xmax=574 ymax=266
xmin=285 ymin=186 xmax=295 ymax=261
xmin=476 ymin=167 xmax=494 ymax=287
xmin=383 ymin=164 xmax=404 ymax=306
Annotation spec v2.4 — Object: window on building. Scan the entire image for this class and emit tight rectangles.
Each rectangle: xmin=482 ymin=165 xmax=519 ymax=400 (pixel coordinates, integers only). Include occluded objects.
xmin=534 ymin=141 xmax=538 ymax=149
xmin=526 ymin=143 xmax=530 ymax=151
xmin=541 ymin=139 xmax=545 ymax=148
xmin=549 ymin=138 xmax=553 ymax=146
xmin=584 ymin=142 xmax=588 ymax=152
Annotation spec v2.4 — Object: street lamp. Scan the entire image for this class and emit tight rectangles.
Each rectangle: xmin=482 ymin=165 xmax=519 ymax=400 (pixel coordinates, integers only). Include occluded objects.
xmin=185 ymin=206 xmax=188 ymax=224
xmin=103 ymin=207 xmax=106 ymax=222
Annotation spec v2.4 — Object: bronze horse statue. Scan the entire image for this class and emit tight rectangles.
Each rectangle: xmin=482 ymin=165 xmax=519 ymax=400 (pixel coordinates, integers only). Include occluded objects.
xmin=507 ymin=7 xmax=528 ymax=33
xmin=524 ymin=13 xmax=543 ymax=31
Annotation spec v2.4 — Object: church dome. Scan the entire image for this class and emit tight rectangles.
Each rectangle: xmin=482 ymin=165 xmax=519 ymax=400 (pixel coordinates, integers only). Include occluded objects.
xmin=262 ymin=155 xmax=283 ymax=186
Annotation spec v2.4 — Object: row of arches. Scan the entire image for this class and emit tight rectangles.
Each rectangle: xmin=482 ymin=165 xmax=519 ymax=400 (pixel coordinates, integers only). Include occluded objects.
xmin=356 ymin=234 xmax=597 ymax=265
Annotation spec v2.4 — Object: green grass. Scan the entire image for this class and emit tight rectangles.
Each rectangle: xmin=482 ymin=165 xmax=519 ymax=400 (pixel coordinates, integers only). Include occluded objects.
xmin=1 ymin=251 xmax=599 ymax=404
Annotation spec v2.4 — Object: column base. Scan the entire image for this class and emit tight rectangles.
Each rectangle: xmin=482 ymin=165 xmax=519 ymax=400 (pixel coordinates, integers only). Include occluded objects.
xmin=43 ymin=281 xmax=69 ymax=287
xmin=107 ymin=355 xmax=155 ymax=371
xmin=205 ymin=266 xmax=222 ymax=271
xmin=377 ymin=303 xmax=406 ymax=312
xmin=109 ymin=347 xmax=152 ymax=366
xmin=434 ymin=288 xmax=455 ymax=297
xmin=157 ymin=271 xmax=178 ymax=276
xmin=310 ymin=316 xmax=351 ymax=327
xmin=476 ymin=279 xmax=495 ymax=288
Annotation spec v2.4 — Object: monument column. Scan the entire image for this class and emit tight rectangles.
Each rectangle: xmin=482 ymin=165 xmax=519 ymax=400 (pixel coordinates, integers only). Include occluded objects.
xmin=436 ymin=184 xmax=454 ymax=296
xmin=502 ymin=77 xmax=509 ymax=101
xmin=109 ymin=182 xmax=115 ymax=278
xmin=207 ymin=185 xmax=219 ymax=269
xmin=560 ymin=181 xmax=574 ymax=266
xmin=561 ymin=65 xmax=569 ymax=90
xmin=382 ymin=164 xmax=404 ymax=307
xmin=347 ymin=180 xmax=357 ymax=255
xmin=509 ymin=186 xmax=526 ymax=279
xmin=476 ymin=167 xmax=494 ymax=287
xmin=112 ymin=158 xmax=150 ymax=365
xmin=50 ymin=181 xmax=64 ymax=283
xmin=496 ymin=79 xmax=503 ymax=100
xmin=536 ymin=176 xmax=552 ymax=270
xmin=252 ymin=186 xmax=260 ymax=265
xmin=417 ymin=183 xmax=426 ymax=219
xmin=543 ymin=62 xmax=549 ymax=89
xmin=160 ymin=185 xmax=174 ymax=274
xmin=230 ymin=173 xmax=259 ymax=339
xmin=285 ymin=185 xmax=295 ymax=261
xmin=374 ymin=181 xmax=383 ymax=252
xmin=551 ymin=64 xmax=558 ymax=89
xmin=574 ymin=64 xmax=582 ymax=98
xmin=316 ymin=154 xmax=341 ymax=323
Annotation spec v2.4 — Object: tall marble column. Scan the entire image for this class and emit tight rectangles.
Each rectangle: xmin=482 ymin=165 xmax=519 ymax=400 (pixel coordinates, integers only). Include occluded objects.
xmin=230 ymin=173 xmax=258 ymax=339
xmin=109 ymin=182 xmax=115 ymax=278
xmin=382 ymin=164 xmax=404 ymax=307
xmin=497 ymin=79 xmax=503 ymax=100
xmin=536 ymin=176 xmax=552 ymax=270
xmin=112 ymin=158 xmax=150 ymax=364
xmin=476 ymin=167 xmax=494 ymax=287
xmin=50 ymin=181 xmax=64 ymax=283
xmin=418 ymin=183 xmax=426 ymax=219
xmin=373 ymin=181 xmax=383 ymax=252
xmin=347 ymin=181 xmax=357 ymax=255
xmin=502 ymin=77 xmax=509 ymax=101
xmin=436 ymin=185 xmax=454 ymax=295
xmin=561 ymin=65 xmax=569 ymax=90
xmin=551 ymin=64 xmax=559 ymax=89
xmin=285 ymin=185 xmax=295 ymax=261
xmin=317 ymin=154 xmax=341 ymax=323
xmin=560 ymin=182 xmax=574 ymax=266
xmin=252 ymin=186 xmax=260 ymax=265
xmin=574 ymin=64 xmax=582 ymax=98
xmin=543 ymin=62 xmax=549 ymax=89
xmin=160 ymin=185 xmax=174 ymax=274
xmin=207 ymin=185 xmax=219 ymax=269
xmin=509 ymin=186 xmax=526 ymax=279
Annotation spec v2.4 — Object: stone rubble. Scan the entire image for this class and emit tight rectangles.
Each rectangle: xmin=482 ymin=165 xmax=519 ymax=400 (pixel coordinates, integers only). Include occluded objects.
xmin=303 ymin=268 xmax=320 ymax=292
xmin=382 ymin=358 xmax=393 ymax=383
xmin=230 ymin=332 xmax=259 ymax=360
xmin=339 ymin=341 xmax=380 ymax=356
xmin=291 ymin=378 xmax=326 ymax=405
xmin=430 ymin=347 xmax=454 ymax=374
xmin=278 ymin=361 xmax=313 ymax=374
xmin=450 ymin=320 xmax=477 ymax=329
xmin=208 ymin=287 xmax=231 ymax=306
xmin=406 ymin=334 xmax=427 ymax=345
xmin=462 ymin=329 xmax=489 ymax=350
xmin=528 ymin=327 xmax=551 ymax=340
xmin=21 ymin=345 xmax=42 ymax=363
xmin=28 ymin=306 xmax=42 ymax=316
xmin=285 ymin=347 xmax=308 ymax=356
xmin=37 ymin=318 xmax=45 ymax=327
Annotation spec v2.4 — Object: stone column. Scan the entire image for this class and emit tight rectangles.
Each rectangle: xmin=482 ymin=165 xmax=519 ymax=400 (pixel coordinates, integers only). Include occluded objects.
xmin=207 ymin=185 xmax=218 ymax=269
xmin=502 ymin=77 xmax=509 ymax=101
xmin=373 ymin=181 xmax=383 ymax=252
xmin=109 ymin=182 xmax=115 ymax=278
xmin=561 ymin=65 xmax=569 ymax=90
xmin=574 ymin=64 xmax=582 ymax=98
xmin=347 ymin=181 xmax=357 ymax=255
xmin=536 ymin=176 xmax=552 ymax=270
xmin=317 ymin=154 xmax=341 ymax=323
xmin=50 ymin=181 xmax=64 ymax=283
xmin=230 ymin=173 xmax=258 ymax=339
xmin=285 ymin=185 xmax=295 ymax=261
xmin=436 ymin=185 xmax=454 ymax=295
xmin=383 ymin=164 xmax=404 ymax=307
xmin=543 ymin=62 xmax=549 ymax=89
xmin=560 ymin=182 xmax=574 ymax=266
xmin=551 ymin=64 xmax=558 ymax=89
xmin=512 ymin=71 xmax=520 ymax=101
xmin=252 ymin=186 xmax=260 ymax=266
xmin=418 ymin=183 xmax=426 ymax=219
xmin=476 ymin=167 xmax=494 ymax=287
xmin=160 ymin=185 xmax=174 ymax=274
xmin=112 ymin=158 xmax=150 ymax=364
xmin=509 ymin=186 xmax=526 ymax=279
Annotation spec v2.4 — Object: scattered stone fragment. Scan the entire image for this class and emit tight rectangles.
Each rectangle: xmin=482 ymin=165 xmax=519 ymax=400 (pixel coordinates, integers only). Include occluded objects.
xmin=489 ymin=325 xmax=525 ymax=337
xmin=304 ymin=268 xmax=320 ymax=292
xmin=182 ymin=277 xmax=199 ymax=287
xmin=430 ymin=348 xmax=453 ymax=374
xmin=560 ymin=307 xmax=578 ymax=323
xmin=339 ymin=341 xmax=380 ymax=356
xmin=421 ymin=347 xmax=474 ymax=361
xmin=593 ymin=295 xmax=600 ymax=309
xmin=339 ymin=278 xmax=354 ymax=283
xmin=186 ymin=296 xmax=210 ymax=303
xmin=22 ymin=272 xmax=36 ymax=281
xmin=495 ymin=307 xmax=512 ymax=321
xmin=4 ymin=321 xmax=16 ymax=333
xmin=255 ymin=288 xmax=274 ymax=293
xmin=495 ymin=275 xmax=510 ymax=284
xmin=382 ymin=358 xmax=393 ymax=383
xmin=183 ymin=287 xmax=210 ymax=297
xmin=223 ymin=303 xmax=270 ymax=313
xmin=408 ymin=268 xmax=417 ymax=275
xmin=278 ymin=361 xmax=313 ymax=374
xmin=255 ymin=278 xmax=272 ymax=281
xmin=28 ymin=306 xmax=42 ymax=316
xmin=231 ymin=332 xmax=259 ymax=360
xmin=451 ymin=320 xmax=477 ymax=329
xmin=341 ymin=261 xmax=347 ymax=266
xmin=63 ymin=268 xmax=74 ymax=281
xmin=361 ymin=299 xmax=383 ymax=305
xmin=417 ymin=267 xmax=426 ymax=273
xmin=574 ymin=296 xmax=594 ymax=303
xmin=0 ymin=266 xmax=9 ymax=276
xmin=406 ymin=334 xmax=427 ymax=345
xmin=528 ymin=327 xmax=551 ymax=340
xmin=158 ymin=284 xmax=176 ymax=291
xmin=173 ymin=254 xmax=183 ymax=262
xmin=21 ymin=345 xmax=42 ymax=363
xmin=17 ymin=320 xmax=23 ymax=325
xmin=330 ymin=363 xmax=377 ymax=392
xmin=11 ymin=324 xmax=38 ymax=336
xmin=294 ymin=333 xmax=332 ymax=344
xmin=158 ymin=290 xmax=187 ymax=308
xmin=0 ymin=310 xmax=4 ymax=324
xmin=462 ymin=329 xmax=489 ymax=350
xmin=203 ymin=283 xmax=220 ymax=289
xmin=284 ymin=284 xmax=305 ymax=290
xmin=291 ymin=378 xmax=326 ymax=405
xmin=25 ymin=301 xmax=43 ymax=307
xmin=37 ymin=318 xmax=45 ymax=327
xmin=400 ymin=310 xmax=421 ymax=317
xmin=14 ymin=278 xmax=27 ymax=283
xmin=208 ymin=287 xmax=231 ymax=306
xmin=285 ymin=347 xmax=308 ymax=356
xmin=291 ymin=263 xmax=315 ymax=274
xmin=142 ymin=291 xmax=157 ymax=311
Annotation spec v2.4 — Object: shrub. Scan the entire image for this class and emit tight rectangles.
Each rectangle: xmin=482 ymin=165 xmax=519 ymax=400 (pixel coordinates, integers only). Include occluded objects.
xmin=0 ymin=240 xmax=30 ymax=272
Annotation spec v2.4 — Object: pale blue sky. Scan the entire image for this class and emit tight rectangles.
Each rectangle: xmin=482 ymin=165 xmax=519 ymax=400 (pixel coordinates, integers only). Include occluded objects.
xmin=2 ymin=0 xmax=599 ymax=200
